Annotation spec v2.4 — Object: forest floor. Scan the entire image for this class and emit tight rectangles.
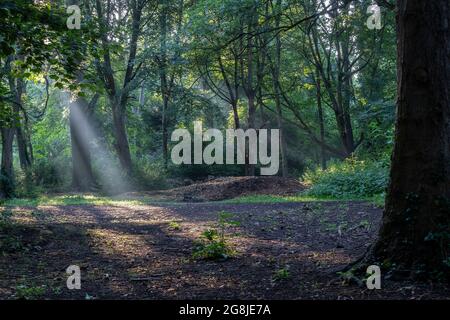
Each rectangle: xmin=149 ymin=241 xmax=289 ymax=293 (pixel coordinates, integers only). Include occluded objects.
xmin=0 ymin=179 xmax=449 ymax=300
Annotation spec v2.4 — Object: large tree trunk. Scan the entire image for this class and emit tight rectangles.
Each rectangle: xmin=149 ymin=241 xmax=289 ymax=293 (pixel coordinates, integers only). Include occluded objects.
xmin=16 ymin=125 xmax=31 ymax=169
xmin=9 ymin=76 xmax=31 ymax=169
xmin=371 ymin=0 xmax=450 ymax=277
xmin=1 ymin=127 xmax=15 ymax=198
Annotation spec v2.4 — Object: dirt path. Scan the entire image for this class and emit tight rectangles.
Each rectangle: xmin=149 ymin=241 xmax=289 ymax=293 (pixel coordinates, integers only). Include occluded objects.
xmin=1 ymin=201 xmax=449 ymax=299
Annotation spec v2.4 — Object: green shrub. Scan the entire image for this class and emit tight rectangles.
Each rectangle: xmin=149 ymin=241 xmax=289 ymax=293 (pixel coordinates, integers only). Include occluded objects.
xmin=15 ymin=169 xmax=42 ymax=198
xmin=273 ymin=267 xmax=290 ymax=281
xmin=32 ymin=159 xmax=68 ymax=191
xmin=192 ymin=212 xmax=238 ymax=260
xmin=192 ymin=234 xmax=231 ymax=260
xmin=303 ymin=158 xmax=389 ymax=198
xmin=15 ymin=284 xmax=46 ymax=300
xmin=132 ymin=158 xmax=168 ymax=190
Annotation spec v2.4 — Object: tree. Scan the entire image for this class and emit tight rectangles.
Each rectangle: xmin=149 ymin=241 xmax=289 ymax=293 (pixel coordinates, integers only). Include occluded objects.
xmin=157 ymin=0 xmax=184 ymax=167
xmin=94 ymin=0 xmax=149 ymax=175
xmin=367 ymin=0 xmax=450 ymax=278
xmin=0 ymin=0 xmax=82 ymax=197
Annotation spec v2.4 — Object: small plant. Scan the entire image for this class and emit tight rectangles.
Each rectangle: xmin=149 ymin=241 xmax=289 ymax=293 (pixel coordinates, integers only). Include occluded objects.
xmin=273 ymin=267 xmax=290 ymax=281
xmin=192 ymin=211 xmax=238 ymax=261
xmin=168 ymin=221 xmax=181 ymax=230
xmin=15 ymin=284 xmax=46 ymax=300
xmin=192 ymin=237 xmax=231 ymax=260
xmin=337 ymin=269 xmax=363 ymax=286
xmin=217 ymin=211 xmax=240 ymax=237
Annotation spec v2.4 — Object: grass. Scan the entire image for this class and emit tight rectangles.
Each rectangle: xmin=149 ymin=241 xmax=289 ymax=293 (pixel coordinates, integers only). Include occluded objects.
xmin=273 ymin=268 xmax=290 ymax=281
xmin=168 ymin=221 xmax=181 ymax=230
xmin=1 ymin=192 xmax=386 ymax=208
xmin=222 ymin=193 xmax=385 ymax=207
xmin=15 ymin=284 xmax=47 ymax=300
xmin=1 ymin=194 xmax=167 ymax=207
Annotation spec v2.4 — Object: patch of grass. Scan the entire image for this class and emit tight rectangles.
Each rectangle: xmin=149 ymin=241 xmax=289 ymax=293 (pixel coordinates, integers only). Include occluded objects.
xmin=15 ymin=284 xmax=46 ymax=300
xmin=273 ymin=267 xmax=290 ymax=281
xmin=222 ymin=194 xmax=337 ymax=204
xmin=372 ymin=193 xmax=386 ymax=208
xmin=168 ymin=221 xmax=181 ymax=230
xmin=223 ymin=193 xmax=383 ymax=206
xmin=2 ymin=194 xmax=161 ymax=207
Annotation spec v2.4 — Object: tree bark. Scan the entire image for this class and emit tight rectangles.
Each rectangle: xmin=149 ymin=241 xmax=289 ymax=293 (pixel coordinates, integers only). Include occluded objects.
xmin=371 ymin=0 xmax=450 ymax=278
xmin=315 ymin=67 xmax=326 ymax=170
xmin=9 ymin=76 xmax=31 ymax=169
xmin=241 ymin=11 xmax=258 ymax=176
xmin=159 ymin=0 xmax=169 ymax=168
xmin=271 ymin=0 xmax=288 ymax=177
xmin=112 ymin=100 xmax=133 ymax=174
xmin=0 ymin=127 xmax=15 ymax=198
xmin=95 ymin=0 xmax=143 ymax=175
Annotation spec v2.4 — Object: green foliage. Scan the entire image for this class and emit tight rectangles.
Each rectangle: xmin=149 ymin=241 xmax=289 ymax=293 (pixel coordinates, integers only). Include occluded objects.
xmin=192 ymin=211 xmax=238 ymax=260
xmin=32 ymin=159 xmax=67 ymax=191
xmin=0 ymin=0 xmax=398 ymax=200
xmin=168 ymin=221 xmax=181 ymax=230
xmin=192 ymin=234 xmax=231 ymax=260
xmin=272 ymin=267 xmax=290 ymax=281
xmin=15 ymin=169 xmax=41 ymax=198
xmin=132 ymin=159 xmax=168 ymax=190
xmin=15 ymin=284 xmax=46 ymax=300
xmin=303 ymin=158 xmax=389 ymax=198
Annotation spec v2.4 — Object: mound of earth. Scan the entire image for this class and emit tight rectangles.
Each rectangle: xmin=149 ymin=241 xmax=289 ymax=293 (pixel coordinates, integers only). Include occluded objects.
xmin=129 ymin=176 xmax=306 ymax=202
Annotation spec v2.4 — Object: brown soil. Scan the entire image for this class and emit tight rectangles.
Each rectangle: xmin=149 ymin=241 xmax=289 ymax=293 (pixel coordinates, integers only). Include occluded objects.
xmin=1 ymin=201 xmax=449 ymax=300
xmin=126 ymin=176 xmax=306 ymax=202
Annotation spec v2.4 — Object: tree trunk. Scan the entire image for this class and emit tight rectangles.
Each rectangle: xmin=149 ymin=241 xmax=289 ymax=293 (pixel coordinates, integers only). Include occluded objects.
xmin=112 ymin=101 xmax=133 ymax=174
xmin=243 ymin=12 xmax=257 ymax=176
xmin=95 ymin=0 xmax=142 ymax=176
xmin=16 ymin=125 xmax=31 ymax=169
xmin=9 ymin=76 xmax=31 ymax=169
xmin=371 ymin=0 xmax=450 ymax=278
xmin=1 ymin=127 xmax=15 ymax=198
xmin=272 ymin=0 xmax=288 ymax=177
xmin=315 ymin=68 xmax=326 ymax=170
xmin=161 ymin=95 xmax=169 ymax=168
xmin=159 ymin=1 xmax=169 ymax=168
